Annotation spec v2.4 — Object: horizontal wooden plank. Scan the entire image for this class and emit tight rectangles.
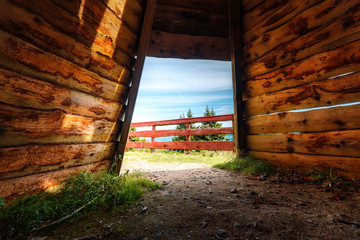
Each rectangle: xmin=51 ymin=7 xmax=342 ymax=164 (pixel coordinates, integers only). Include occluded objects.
xmin=129 ymin=127 xmax=233 ymax=138
xmin=0 ymin=143 xmax=115 ymax=179
xmin=243 ymin=0 xmax=322 ymax=52
xmin=0 ymin=0 xmax=133 ymax=84
xmin=247 ymin=129 xmax=360 ymax=157
xmin=126 ymin=141 xmax=234 ymax=151
xmin=0 ymin=68 xmax=125 ymax=121
xmin=0 ymin=104 xmax=119 ymax=146
xmin=249 ymin=151 xmax=360 ymax=179
xmin=242 ymin=0 xmax=265 ymax=13
xmin=242 ymin=0 xmax=290 ymax=33
xmin=147 ymin=30 xmax=230 ymax=61
xmin=131 ymin=114 xmax=233 ymax=127
xmin=245 ymin=39 xmax=360 ymax=98
xmin=157 ymin=0 xmax=228 ymax=14
xmin=0 ymin=160 xmax=110 ymax=199
xmin=0 ymin=30 xmax=130 ymax=102
xmin=245 ymin=4 xmax=360 ymax=77
xmin=244 ymin=71 xmax=360 ymax=117
xmin=243 ymin=0 xmax=359 ymax=64
xmin=10 ymin=0 xmax=135 ymax=66
xmin=103 ymin=0 xmax=144 ymax=32
xmin=153 ymin=4 xmax=228 ymax=37
xmin=40 ymin=0 xmax=138 ymax=56
xmin=246 ymin=104 xmax=360 ymax=134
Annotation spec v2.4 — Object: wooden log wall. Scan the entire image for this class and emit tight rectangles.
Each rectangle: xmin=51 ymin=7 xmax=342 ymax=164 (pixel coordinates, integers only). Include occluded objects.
xmin=241 ymin=0 xmax=360 ymax=178
xmin=0 ymin=0 xmax=145 ymax=199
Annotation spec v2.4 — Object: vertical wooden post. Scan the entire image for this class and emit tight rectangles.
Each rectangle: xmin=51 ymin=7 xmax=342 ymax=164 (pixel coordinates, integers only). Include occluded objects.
xmin=151 ymin=125 xmax=156 ymax=153
xmin=228 ymin=0 xmax=246 ymax=157
xmin=114 ymin=0 xmax=157 ymax=174
xmin=186 ymin=123 xmax=190 ymax=154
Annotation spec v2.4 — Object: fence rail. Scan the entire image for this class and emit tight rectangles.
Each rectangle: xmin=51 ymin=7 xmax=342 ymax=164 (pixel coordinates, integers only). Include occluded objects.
xmin=127 ymin=114 xmax=234 ymax=151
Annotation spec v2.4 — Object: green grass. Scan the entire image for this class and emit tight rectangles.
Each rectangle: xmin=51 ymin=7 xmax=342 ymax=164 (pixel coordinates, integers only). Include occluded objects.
xmin=213 ymin=155 xmax=276 ymax=175
xmin=0 ymin=170 xmax=161 ymax=239
xmin=125 ymin=149 xmax=234 ymax=166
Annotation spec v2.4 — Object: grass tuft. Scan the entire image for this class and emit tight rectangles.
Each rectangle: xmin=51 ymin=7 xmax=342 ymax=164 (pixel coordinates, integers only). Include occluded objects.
xmin=0 ymin=171 xmax=161 ymax=239
xmin=213 ymin=156 xmax=276 ymax=175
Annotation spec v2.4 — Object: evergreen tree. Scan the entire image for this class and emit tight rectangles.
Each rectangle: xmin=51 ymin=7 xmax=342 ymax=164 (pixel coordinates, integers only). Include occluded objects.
xmin=196 ymin=106 xmax=228 ymax=141
xmin=129 ymin=127 xmax=145 ymax=142
xmin=172 ymin=108 xmax=196 ymax=142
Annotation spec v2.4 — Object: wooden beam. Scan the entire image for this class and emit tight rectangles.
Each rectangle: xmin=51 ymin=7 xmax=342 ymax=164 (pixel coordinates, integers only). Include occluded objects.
xmin=127 ymin=141 xmax=234 ymax=151
xmin=228 ymin=0 xmax=245 ymax=156
xmin=114 ymin=0 xmax=157 ymax=174
xmin=129 ymin=127 xmax=234 ymax=138
xmin=131 ymin=114 xmax=233 ymax=127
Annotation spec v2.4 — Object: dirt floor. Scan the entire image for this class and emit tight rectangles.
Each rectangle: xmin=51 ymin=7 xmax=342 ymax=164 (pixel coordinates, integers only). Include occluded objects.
xmin=39 ymin=159 xmax=360 ymax=240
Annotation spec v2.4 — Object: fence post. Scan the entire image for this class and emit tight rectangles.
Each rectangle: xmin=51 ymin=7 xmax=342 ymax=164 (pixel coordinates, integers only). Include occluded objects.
xmin=186 ymin=123 xmax=190 ymax=154
xmin=151 ymin=125 xmax=156 ymax=153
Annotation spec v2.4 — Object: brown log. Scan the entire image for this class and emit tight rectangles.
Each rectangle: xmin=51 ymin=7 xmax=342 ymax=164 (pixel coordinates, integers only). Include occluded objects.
xmin=246 ymin=104 xmax=360 ymax=134
xmin=129 ymin=127 xmax=233 ymax=138
xmin=247 ymin=129 xmax=360 ymax=157
xmin=0 ymin=143 xmax=115 ymax=179
xmin=10 ymin=0 xmax=135 ymax=66
xmin=42 ymin=0 xmax=138 ymax=56
xmin=126 ymin=141 xmax=234 ymax=151
xmin=244 ymin=40 xmax=360 ymax=98
xmin=147 ymin=30 xmax=230 ymax=61
xmin=131 ymin=114 xmax=233 ymax=127
xmin=0 ymin=0 xmax=132 ymax=84
xmin=0 ymin=104 xmax=119 ymax=146
xmin=0 ymin=68 xmax=124 ymax=121
xmin=244 ymin=72 xmax=360 ymax=117
xmin=243 ymin=0 xmax=359 ymax=64
xmin=243 ymin=0 xmax=322 ymax=51
xmin=242 ymin=0 xmax=265 ymax=13
xmin=0 ymin=160 xmax=110 ymax=199
xmin=242 ymin=0 xmax=290 ymax=33
xmin=245 ymin=4 xmax=360 ymax=77
xmin=153 ymin=4 xmax=228 ymax=37
xmin=0 ymin=30 xmax=129 ymax=102
xmin=249 ymin=151 xmax=360 ymax=179
xmin=103 ymin=0 xmax=144 ymax=32
xmin=157 ymin=0 xmax=228 ymax=14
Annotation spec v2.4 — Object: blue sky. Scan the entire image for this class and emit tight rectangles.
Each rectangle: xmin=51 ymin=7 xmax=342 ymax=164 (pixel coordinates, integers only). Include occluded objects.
xmin=132 ymin=57 xmax=234 ymax=125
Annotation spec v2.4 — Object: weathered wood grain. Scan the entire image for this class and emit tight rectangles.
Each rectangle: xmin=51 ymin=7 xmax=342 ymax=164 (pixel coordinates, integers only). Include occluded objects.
xmin=0 ymin=30 xmax=129 ymax=102
xmin=243 ymin=0 xmax=359 ymax=64
xmin=10 ymin=0 xmax=135 ymax=66
xmin=245 ymin=4 xmax=360 ymax=77
xmin=42 ymin=0 xmax=138 ymax=57
xmin=51 ymin=0 xmax=143 ymax=32
xmin=0 ymin=143 xmax=115 ymax=179
xmin=244 ymin=72 xmax=360 ymax=117
xmin=249 ymin=151 xmax=360 ymax=179
xmin=103 ymin=0 xmax=144 ymax=32
xmin=147 ymin=30 xmax=230 ymax=60
xmin=247 ymin=129 xmax=360 ymax=157
xmin=0 ymin=68 xmax=124 ymax=121
xmin=126 ymin=141 xmax=234 ymax=151
xmin=244 ymin=40 xmax=360 ymax=98
xmin=242 ymin=0 xmax=265 ymax=13
xmin=246 ymin=104 xmax=360 ymax=134
xmin=0 ymin=160 xmax=110 ymax=199
xmin=129 ymin=127 xmax=233 ymax=138
xmin=242 ymin=0 xmax=290 ymax=33
xmin=243 ymin=0 xmax=322 ymax=51
xmin=0 ymin=0 xmax=132 ymax=84
xmin=157 ymin=0 xmax=228 ymax=14
xmin=0 ymin=104 xmax=119 ymax=146
xmin=153 ymin=4 xmax=228 ymax=37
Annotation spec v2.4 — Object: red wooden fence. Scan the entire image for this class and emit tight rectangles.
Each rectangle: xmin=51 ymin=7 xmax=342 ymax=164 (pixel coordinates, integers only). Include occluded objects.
xmin=126 ymin=114 xmax=234 ymax=151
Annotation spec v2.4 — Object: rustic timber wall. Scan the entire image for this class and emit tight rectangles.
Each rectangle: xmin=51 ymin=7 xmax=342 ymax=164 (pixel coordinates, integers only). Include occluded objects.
xmin=242 ymin=0 xmax=360 ymax=178
xmin=0 ymin=0 xmax=144 ymax=199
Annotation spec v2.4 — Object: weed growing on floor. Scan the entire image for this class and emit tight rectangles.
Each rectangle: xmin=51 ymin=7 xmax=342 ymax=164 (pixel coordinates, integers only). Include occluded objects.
xmin=309 ymin=167 xmax=358 ymax=189
xmin=0 ymin=170 xmax=161 ymax=239
xmin=213 ymin=155 xmax=276 ymax=175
